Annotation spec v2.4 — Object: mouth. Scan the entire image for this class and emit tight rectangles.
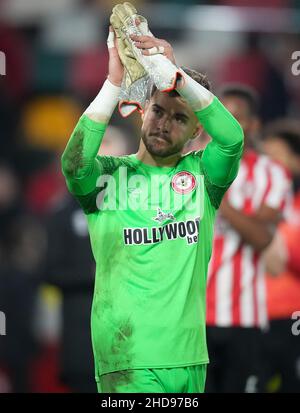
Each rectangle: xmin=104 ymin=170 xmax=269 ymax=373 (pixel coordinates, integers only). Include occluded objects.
xmin=151 ymin=134 xmax=171 ymax=144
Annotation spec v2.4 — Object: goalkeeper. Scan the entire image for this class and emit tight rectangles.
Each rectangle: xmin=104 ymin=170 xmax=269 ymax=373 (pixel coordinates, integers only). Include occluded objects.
xmin=61 ymin=2 xmax=244 ymax=393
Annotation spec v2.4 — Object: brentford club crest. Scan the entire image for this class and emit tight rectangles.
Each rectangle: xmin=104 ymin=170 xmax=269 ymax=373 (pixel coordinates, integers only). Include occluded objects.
xmin=171 ymin=171 xmax=197 ymax=194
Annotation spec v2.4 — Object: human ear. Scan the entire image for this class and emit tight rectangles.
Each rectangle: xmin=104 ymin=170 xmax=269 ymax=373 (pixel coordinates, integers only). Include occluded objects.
xmin=192 ymin=124 xmax=203 ymax=140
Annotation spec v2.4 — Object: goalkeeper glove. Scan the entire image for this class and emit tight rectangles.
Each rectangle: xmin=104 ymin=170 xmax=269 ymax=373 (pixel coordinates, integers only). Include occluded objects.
xmin=110 ymin=2 xmax=182 ymax=116
xmin=110 ymin=2 xmax=149 ymax=117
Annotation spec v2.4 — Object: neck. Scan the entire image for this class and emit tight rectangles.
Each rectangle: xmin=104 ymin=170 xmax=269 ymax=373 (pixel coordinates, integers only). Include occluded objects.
xmin=136 ymin=140 xmax=181 ymax=167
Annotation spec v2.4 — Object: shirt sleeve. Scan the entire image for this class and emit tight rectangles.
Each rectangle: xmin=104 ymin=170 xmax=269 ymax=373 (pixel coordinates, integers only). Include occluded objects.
xmin=61 ymin=114 xmax=109 ymax=214
xmin=195 ymin=97 xmax=244 ymax=209
xmin=262 ymin=161 xmax=292 ymax=214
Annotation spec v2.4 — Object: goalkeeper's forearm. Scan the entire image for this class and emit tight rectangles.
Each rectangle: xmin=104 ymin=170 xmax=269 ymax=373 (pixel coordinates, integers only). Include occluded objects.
xmin=177 ymin=70 xmax=243 ymax=147
xmin=61 ymin=79 xmax=120 ymax=195
xmin=177 ymin=70 xmax=244 ymax=187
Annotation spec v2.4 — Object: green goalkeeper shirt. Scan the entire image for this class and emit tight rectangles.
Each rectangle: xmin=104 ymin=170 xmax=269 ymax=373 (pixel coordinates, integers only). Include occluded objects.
xmin=61 ymin=97 xmax=244 ymax=379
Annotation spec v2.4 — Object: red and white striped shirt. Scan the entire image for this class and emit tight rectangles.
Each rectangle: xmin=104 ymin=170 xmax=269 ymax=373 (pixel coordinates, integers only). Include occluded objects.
xmin=206 ymin=149 xmax=291 ymax=328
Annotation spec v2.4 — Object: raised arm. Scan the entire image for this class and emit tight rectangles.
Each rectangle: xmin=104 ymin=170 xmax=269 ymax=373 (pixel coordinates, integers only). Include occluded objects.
xmin=176 ymin=71 xmax=244 ymax=189
xmin=128 ymin=32 xmax=244 ymax=207
xmin=61 ymin=27 xmax=123 ymax=197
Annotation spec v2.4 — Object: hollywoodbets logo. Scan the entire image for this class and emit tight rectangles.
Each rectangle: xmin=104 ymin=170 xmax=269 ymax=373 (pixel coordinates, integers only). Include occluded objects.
xmin=123 ymin=217 xmax=200 ymax=246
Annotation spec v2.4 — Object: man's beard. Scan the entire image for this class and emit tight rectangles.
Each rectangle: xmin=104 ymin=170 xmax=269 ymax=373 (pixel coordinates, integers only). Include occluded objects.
xmin=141 ymin=131 xmax=183 ymax=158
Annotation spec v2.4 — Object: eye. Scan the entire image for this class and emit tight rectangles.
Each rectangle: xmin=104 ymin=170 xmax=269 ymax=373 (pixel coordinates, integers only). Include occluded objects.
xmin=175 ymin=115 xmax=186 ymax=124
xmin=152 ymin=107 xmax=162 ymax=116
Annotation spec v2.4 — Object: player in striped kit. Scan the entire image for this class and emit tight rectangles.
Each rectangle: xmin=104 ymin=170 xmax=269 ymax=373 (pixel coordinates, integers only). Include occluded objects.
xmin=205 ymin=85 xmax=292 ymax=393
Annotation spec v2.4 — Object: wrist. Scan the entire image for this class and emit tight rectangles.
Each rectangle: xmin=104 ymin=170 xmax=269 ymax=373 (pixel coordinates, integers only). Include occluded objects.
xmin=84 ymin=79 xmax=121 ymax=122
xmin=176 ymin=69 xmax=214 ymax=111
xmin=107 ymin=75 xmax=122 ymax=87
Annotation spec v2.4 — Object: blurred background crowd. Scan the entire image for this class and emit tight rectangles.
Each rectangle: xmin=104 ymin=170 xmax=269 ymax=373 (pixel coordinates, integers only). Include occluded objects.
xmin=0 ymin=0 xmax=300 ymax=393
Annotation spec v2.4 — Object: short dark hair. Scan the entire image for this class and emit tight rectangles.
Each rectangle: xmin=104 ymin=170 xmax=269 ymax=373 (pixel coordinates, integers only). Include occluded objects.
xmin=263 ymin=119 xmax=300 ymax=156
xmin=150 ymin=66 xmax=211 ymax=98
xmin=218 ymin=83 xmax=260 ymax=116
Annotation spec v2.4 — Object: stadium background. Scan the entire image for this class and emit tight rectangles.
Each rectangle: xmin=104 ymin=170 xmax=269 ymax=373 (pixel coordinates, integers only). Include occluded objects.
xmin=0 ymin=0 xmax=299 ymax=392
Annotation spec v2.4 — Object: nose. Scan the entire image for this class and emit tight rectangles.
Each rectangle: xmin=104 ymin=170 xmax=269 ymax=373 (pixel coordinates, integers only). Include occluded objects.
xmin=158 ymin=115 xmax=171 ymax=133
